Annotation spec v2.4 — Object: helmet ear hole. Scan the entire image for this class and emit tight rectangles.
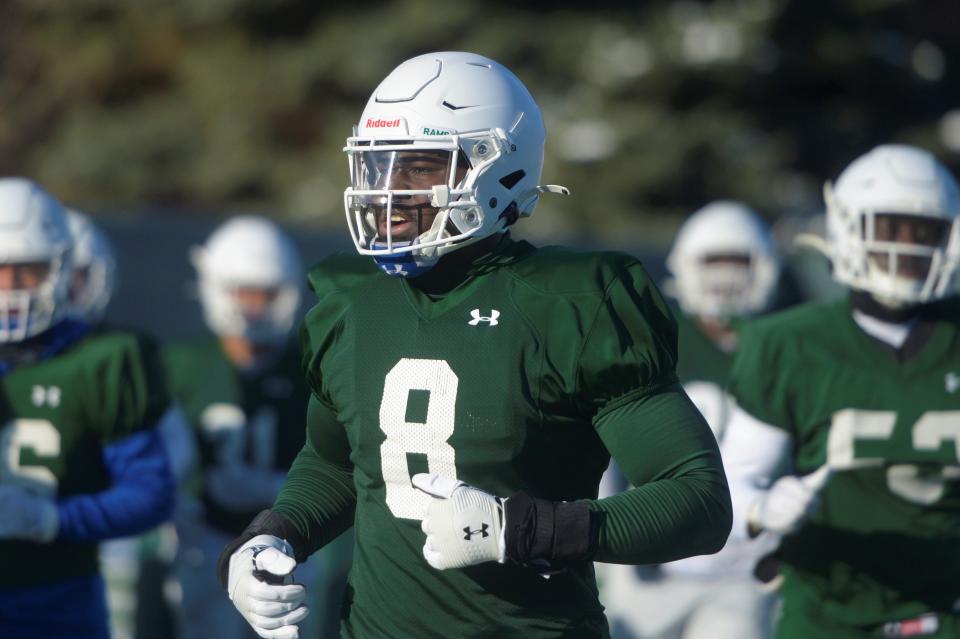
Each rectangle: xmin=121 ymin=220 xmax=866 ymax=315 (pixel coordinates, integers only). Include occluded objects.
xmin=498 ymin=170 xmax=525 ymax=190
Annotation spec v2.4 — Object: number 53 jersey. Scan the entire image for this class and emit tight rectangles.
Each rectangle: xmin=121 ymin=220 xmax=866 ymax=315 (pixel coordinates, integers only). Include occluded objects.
xmin=297 ymin=237 xmax=679 ymax=638
xmin=729 ymin=297 xmax=960 ymax=627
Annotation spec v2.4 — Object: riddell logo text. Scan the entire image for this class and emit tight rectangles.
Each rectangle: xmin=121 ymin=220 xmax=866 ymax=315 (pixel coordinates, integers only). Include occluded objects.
xmin=366 ymin=118 xmax=401 ymax=128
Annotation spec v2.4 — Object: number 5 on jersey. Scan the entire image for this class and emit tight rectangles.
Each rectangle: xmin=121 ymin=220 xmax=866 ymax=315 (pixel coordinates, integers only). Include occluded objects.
xmin=379 ymin=358 xmax=459 ymax=520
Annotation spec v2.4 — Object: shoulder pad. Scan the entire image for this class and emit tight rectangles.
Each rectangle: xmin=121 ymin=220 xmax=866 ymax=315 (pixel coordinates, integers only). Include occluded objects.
xmin=505 ymin=246 xmax=645 ymax=296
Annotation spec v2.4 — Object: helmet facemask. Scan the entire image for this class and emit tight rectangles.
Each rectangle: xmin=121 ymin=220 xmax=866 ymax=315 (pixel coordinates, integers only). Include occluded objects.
xmin=0 ymin=257 xmax=69 ymax=343
xmin=694 ymin=253 xmax=759 ymax=319
xmin=198 ymin=276 xmax=300 ymax=345
xmin=344 ymin=131 xmax=507 ymax=277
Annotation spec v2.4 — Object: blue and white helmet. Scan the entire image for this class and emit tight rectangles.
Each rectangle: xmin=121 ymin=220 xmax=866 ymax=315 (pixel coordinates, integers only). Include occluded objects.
xmin=343 ymin=51 xmax=567 ymax=277
xmin=66 ymin=209 xmax=116 ymax=325
xmin=0 ymin=178 xmax=73 ymax=342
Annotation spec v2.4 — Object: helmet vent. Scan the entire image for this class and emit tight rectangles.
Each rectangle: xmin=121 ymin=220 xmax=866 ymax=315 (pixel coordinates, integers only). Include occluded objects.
xmin=499 ymin=170 xmax=526 ymax=190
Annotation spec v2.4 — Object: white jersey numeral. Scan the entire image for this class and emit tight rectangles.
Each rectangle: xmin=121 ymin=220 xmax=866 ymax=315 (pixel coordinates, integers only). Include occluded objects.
xmin=379 ymin=358 xmax=458 ymax=520
xmin=0 ymin=419 xmax=61 ymax=497
xmin=826 ymin=409 xmax=960 ymax=505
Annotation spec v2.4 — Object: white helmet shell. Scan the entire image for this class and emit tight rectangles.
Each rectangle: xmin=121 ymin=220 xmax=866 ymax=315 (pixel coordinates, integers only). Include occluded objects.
xmin=191 ymin=215 xmax=303 ymax=343
xmin=825 ymin=144 xmax=960 ymax=306
xmin=0 ymin=178 xmax=73 ymax=342
xmin=344 ymin=52 xmax=566 ymax=276
xmin=666 ymin=201 xmax=781 ymax=319
xmin=66 ymin=209 xmax=116 ymax=325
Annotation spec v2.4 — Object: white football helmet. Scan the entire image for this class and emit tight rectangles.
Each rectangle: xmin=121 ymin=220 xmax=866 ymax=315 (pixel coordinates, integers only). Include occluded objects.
xmin=66 ymin=209 xmax=116 ymax=325
xmin=666 ymin=201 xmax=781 ymax=319
xmin=0 ymin=178 xmax=73 ymax=342
xmin=191 ymin=216 xmax=303 ymax=344
xmin=824 ymin=144 xmax=960 ymax=307
xmin=343 ymin=51 xmax=567 ymax=277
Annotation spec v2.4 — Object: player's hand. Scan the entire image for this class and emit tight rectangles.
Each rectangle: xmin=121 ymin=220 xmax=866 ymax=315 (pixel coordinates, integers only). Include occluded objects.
xmin=412 ymin=473 xmax=505 ymax=570
xmin=227 ymin=534 xmax=309 ymax=639
xmin=748 ymin=465 xmax=831 ymax=536
xmin=0 ymin=485 xmax=59 ymax=543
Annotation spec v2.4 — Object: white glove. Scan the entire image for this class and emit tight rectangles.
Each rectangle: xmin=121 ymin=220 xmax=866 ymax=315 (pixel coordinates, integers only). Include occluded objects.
xmin=0 ymin=485 xmax=59 ymax=543
xmin=207 ymin=466 xmax=286 ymax=513
xmin=412 ymin=473 xmax=505 ymax=570
xmin=748 ymin=465 xmax=832 ymax=536
xmin=227 ymin=534 xmax=309 ymax=639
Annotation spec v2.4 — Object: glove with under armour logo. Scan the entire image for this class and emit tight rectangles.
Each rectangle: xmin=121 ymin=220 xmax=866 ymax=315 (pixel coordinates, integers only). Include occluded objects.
xmin=413 ymin=474 xmax=506 ymax=569
xmin=412 ymin=473 xmax=595 ymax=571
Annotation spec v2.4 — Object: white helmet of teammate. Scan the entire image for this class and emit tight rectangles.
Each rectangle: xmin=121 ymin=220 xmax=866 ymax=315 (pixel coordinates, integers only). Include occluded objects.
xmin=66 ymin=209 xmax=116 ymax=325
xmin=344 ymin=51 xmax=567 ymax=277
xmin=666 ymin=201 xmax=781 ymax=319
xmin=825 ymin=144 xmax=960 ymax=307
xmin=0 ymin=178 xmax=73 ymax=342
xmin=191 ymin=216 xmax=303 ymax=344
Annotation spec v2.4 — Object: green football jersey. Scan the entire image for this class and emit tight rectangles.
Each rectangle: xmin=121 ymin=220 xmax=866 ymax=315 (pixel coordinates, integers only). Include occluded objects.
xmin=675 ymin=311 xmax=734 ymax=388
xmin=0 ymin=330 xmax=170 ymax=587
xmin=297 ymin=236 xmax=679 ymax=638
xmin=729 ymin=296 xmax=960 ymax=627
xmin=164 ymin=338 xmax=310 ymax=535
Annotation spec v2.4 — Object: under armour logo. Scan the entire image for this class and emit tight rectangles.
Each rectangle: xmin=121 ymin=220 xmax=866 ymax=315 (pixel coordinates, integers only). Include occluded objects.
xmin=947 ymin=373 xmax=960 ymax=394
xmin=381 ymin=263 xmax=408 ymax=276
xmin=463 ymin=523 xmax=490 ymax=540
xmin=468 ymin=309 xmax=500 ymax=326
xmin=32 ymin=385 xmax=61 ymax=407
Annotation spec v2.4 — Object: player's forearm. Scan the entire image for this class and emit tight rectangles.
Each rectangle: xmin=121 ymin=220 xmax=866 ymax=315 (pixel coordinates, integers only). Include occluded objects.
xmin=588 ymin=461 xmax=730 ymax=563
xmin=57 ymin=426 xmax=175 ymax=542
xmin=591 ymin=385 xmax=732 ymax=564
xmin=272 ymin=442 xmax=356 ymax=559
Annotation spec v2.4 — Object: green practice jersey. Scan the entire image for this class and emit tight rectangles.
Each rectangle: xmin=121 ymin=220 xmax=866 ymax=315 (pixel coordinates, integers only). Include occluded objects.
xmin=729 ymin=296 xmax=960 ymax=627
xmin=289 ymin=236 xmax=685 ymax=638
xmin=165 ymin=338 xmax=310 ymax=535
xmin=674 ymin=311 xmax=736 ymax=438
xmin=675 ymin=311 xmax=734 ymax=388
xmin=0 ymin=330 xmax=170 ymax=587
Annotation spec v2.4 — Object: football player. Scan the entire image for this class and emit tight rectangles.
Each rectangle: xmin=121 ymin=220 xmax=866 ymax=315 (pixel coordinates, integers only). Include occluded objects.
xmin=721 ymin=144 xmax=960 ymax=638
xmin=217 ymin=51 xmax=732 ymax=639
xmin=600 ymin=202 xmax=782 ymax=639
xmin=0 ymin=178 xmax=178 ymax=639
xmin=168 ymin=216 xmax=345 ymax=639
xmin=63 ymin=209 xmax=196 ymax=639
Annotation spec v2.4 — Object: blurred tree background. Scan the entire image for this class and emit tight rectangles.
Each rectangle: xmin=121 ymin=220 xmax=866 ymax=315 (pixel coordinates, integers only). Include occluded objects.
xmin=1 ymin=0 xmax=958 ymax=244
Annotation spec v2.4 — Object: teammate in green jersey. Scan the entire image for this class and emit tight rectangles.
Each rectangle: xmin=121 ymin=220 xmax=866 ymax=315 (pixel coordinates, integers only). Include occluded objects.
xmin=0 ymin=178 xmax=179 ymax=639
xmin=170 ymin=215 xmax=350 ymax=639
xmin=722 ymin=144 xmax=960 ymax=638
xmin=217 ymin=51 xmax=732 ymax=639
xmin=601 ymin=201 xmax=782 ymax=639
